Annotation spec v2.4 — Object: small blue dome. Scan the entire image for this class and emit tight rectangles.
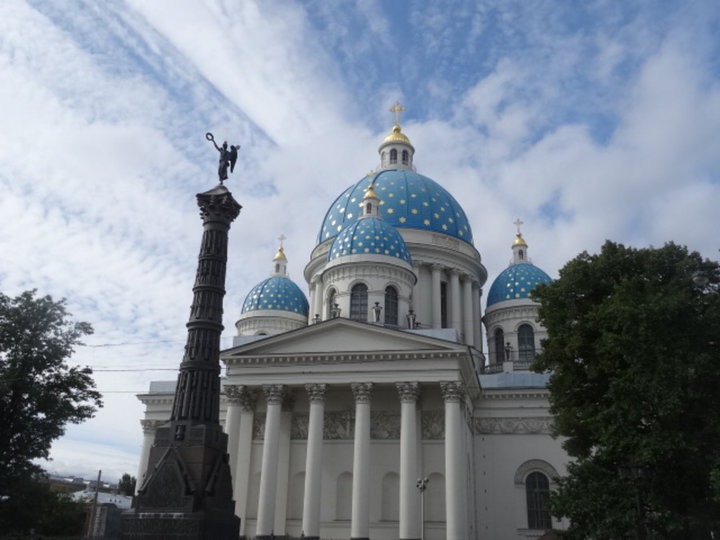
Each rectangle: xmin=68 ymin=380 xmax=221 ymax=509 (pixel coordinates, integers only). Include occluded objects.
xmin=241 ymin=276 xmax=309 ymax=316
xmin=487 ymin=263 xmax=552 ymax=307
xmin=318 ymin=170 xmax=473 ymax=245
xmin=328 ymin=217 xmax=412 ymax=264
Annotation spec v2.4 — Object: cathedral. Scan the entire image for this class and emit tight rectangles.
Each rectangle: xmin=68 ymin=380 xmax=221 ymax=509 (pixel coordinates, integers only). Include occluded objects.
xmin=137 ymin=107 xmax=569 ymax=540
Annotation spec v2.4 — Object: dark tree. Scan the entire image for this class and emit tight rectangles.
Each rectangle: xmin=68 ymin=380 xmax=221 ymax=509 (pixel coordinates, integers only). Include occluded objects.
xmin=0 ymin=290 xmax=102 ymax=493
xmin=118 ymin=473 xmax=137 ymax=496
xmin=533 ymin=241 xmax=720 ymax=539
xmin=0 ymin=477 xmax=86 ymax=535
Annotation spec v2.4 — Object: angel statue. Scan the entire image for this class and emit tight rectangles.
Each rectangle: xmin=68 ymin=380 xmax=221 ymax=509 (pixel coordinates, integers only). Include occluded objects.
xmin=206 ymin=132 xmax=239 ymax=184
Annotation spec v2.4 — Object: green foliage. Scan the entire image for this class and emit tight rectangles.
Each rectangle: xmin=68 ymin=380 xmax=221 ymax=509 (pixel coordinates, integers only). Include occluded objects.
xmin=533 ymin=241 xmax=720 ymax=539
xmin=0 ymin=477 xmax=86 ymax=536
xmin=0 ymin=290 xmax=102 ymax=493
xmin=117 ymin=473 xmax=136 ymax=496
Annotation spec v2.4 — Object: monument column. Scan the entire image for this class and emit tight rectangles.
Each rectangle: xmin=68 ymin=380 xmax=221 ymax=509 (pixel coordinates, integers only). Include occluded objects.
xmin=257 ymin=384 xmax=284 ymax=539
xmin=397 ymin=382 xmax=421 ymax=540
xmin=350 ymin=383 xmax=373 ymax=540
xmin=123 ymin=162 xmax=242 ymax=539
xmin=302 ymin=384 xmax=328 ymax=539
xmin=431 ymin=264 xmax=442 ymax=328
xmin=441 ymin=381 xmax=467 ymax=540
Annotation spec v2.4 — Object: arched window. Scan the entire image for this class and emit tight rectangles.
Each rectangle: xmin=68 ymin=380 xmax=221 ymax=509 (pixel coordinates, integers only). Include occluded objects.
xmin=526 ymin=472 xmax=551 ymax=530
xmin=390 ymin=148 xmax=398 ymax=164
xmin=384 ymin=286 xmax=398 ymax=325
xmin=336 ymin=472 xmax=352 ymax=520
xmin=402 ymin=149 xmax=409 ymax=164
xmin=327 ymin=288 xmax=337 ymax=319
xmin=519 ymin=249 xmax=524 ymax=260
xmin=494 ymin=328 xmax=505 ymax=364
xmin=518 ymin=324 xmax=536 ymax=363
xmin=350 ymin=283 xmax=368 ymax=321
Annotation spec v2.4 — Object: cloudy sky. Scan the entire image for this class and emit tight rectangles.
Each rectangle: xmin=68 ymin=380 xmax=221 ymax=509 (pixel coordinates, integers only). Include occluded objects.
xmin=2 ymin=0 xmax=719 ymax=482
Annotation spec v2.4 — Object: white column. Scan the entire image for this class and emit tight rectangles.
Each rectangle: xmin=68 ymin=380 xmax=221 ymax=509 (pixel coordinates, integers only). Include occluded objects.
xmin=274 ymin=392 xmax=294 ymax=535
xmin=351 ymin=383 xmax=373 ymax=540
xmin=135 ymin=419 xmax=161 ymax=493
xmin=311 ymin=276 xmax=321 ymax=321
xmin=224 ymin=385 xmax=243 ymax=481
xmin=449 ymin=268 xmax=461 ymax=332
xmin=257 ymin=384 xmax=284 ymax=538
xmin=462 ymin=275 xmax=474 ymax=346
xmin=431 ymin=264 xmax=442 ymax=328
xmin=397 ymin=382 xmax=421 ymax=540
xmin=302 ymin=384 xmax=327 ymax=539
xmin=473 ymin=283 xmax=483 ymax=351
xmin=441 ymin=382 xmax=466 ymax=540
xmin=233 ymin=386 xmax=256 ymax=537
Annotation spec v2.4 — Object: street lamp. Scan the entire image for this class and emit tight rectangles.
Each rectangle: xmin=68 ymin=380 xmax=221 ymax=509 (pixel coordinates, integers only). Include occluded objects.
xmin=416 ymin=476 xmax=429 ymax=540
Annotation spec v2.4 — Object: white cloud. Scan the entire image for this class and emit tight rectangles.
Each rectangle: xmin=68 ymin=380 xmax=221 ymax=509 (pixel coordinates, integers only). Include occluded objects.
xmin=0 ymin=0 xmax=718 ymax=480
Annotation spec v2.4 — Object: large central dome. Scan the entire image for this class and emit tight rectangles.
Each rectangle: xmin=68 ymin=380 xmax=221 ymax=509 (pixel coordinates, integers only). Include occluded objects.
xmin=317 ymin=169 xmax=474 ymax=245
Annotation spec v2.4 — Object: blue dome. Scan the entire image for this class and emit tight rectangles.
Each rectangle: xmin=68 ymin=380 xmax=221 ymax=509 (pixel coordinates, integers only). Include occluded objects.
xmin=241 ymin=276 xmax=309 ymax=316
xmin=328 ymin=217 xmax=412 ymax=264
xmin=487 ymin=263 xmax=552 ymax=307
xmin=318 ymin=170 xmax=473 ymax=245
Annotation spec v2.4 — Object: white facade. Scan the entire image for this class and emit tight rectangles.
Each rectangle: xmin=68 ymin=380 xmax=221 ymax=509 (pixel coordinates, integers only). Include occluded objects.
xmin=136 ymin=117 xmax=569 ymax=539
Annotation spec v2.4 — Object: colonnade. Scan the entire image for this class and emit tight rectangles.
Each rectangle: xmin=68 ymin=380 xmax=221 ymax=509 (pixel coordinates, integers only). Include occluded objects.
xmin=309 ymin=263 xmax=483 ymax=349
xmin=232 ymin=381 xmax=467 ymax=540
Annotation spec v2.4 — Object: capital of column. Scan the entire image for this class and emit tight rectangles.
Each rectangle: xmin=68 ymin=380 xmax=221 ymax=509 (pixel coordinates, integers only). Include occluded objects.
xmin=431 ymin=263 xmax=443 ymax=272
xmin=396 ymin=382 xmax=420 ymax=403
xmin=140 ymin=419 xmax=165 ymax=434
xmin=282 ymin=389 xmax=296 ymax=412
xmin=351 ymin=382 xmax=374 ymax=404
xmin=224 ymin=384 xmax=243 ymax=404
xmin=232 ymin=385 xmax=257 ymax=411
xmin=448 ymin=267 xmax=461 ymax=277
xmin=306 ymin=383 xmax=328 ymax=403
xmin=440 ymin=381 xmax=466 ymax=403
xmin=263 ymin=384 xmax=284 ymax=405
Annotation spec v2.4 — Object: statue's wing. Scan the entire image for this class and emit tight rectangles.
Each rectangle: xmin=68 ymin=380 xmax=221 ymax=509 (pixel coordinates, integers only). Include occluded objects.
xmin=229 ymin=146 xmax=238 ymax=173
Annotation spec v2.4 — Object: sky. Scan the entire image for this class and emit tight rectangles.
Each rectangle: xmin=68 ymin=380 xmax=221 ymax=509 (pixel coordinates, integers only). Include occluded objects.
xmin=1 ymin=0 xmax=719 ymax=483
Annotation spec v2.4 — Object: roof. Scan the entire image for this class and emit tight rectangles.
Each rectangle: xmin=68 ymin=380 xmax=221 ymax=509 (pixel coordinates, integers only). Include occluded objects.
xmin=487 ymin=263 xmax=552 ymax=306
xmin=317 ymin=169 xmax=473 ymax=245
xmin=241 ymin=276 xmax=309 ymax=316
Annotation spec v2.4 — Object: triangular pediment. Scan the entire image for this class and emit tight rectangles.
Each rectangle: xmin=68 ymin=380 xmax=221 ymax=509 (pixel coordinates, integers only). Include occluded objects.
xmin=221 ymin=318 xmax=465 ymax=359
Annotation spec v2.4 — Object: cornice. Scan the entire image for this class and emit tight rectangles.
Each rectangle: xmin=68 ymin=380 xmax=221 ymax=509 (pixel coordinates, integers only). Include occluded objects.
xmin=225 ymin=349 xmax=464 ymax=366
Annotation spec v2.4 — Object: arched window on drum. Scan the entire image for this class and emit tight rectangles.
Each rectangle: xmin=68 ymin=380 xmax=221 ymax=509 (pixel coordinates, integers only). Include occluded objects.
xmin=384 ymin=286 xmax=398 ymax=326
xmin=518 ymin=324 xmax=536 ymax=363
xmin=350 ymin=283 xmax=368 ymax=322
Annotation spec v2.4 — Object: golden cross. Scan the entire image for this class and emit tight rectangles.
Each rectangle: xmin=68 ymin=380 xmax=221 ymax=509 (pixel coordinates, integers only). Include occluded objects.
xmin=513 ymin=218 xmax=524 ymax=234
xmin=278 ymin=234 xmax=286 ymax=249
xmin=389 ymin=101 xmax=406 ymax=126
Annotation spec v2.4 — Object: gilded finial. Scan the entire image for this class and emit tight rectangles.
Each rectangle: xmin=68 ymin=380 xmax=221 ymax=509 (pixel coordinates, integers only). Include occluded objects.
xmin=273 ymin=234 xmax=288 ymax=261
xmin=389 ymin=101 xmax=406 ymax=127
xmin=513 ymin=219 xmax=527 ymax=246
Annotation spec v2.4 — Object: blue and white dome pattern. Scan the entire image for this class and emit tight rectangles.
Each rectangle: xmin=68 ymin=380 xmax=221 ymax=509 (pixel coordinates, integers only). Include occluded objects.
xmin=328 ymin=217 xmax=412 ymax=264
xmin=318 ymin=170 xmax=473 ymax=245
xmin=241 ymin=276 xmax=309 ymax=316
xmin=487 ymin=263 xmax=552 ymax=306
